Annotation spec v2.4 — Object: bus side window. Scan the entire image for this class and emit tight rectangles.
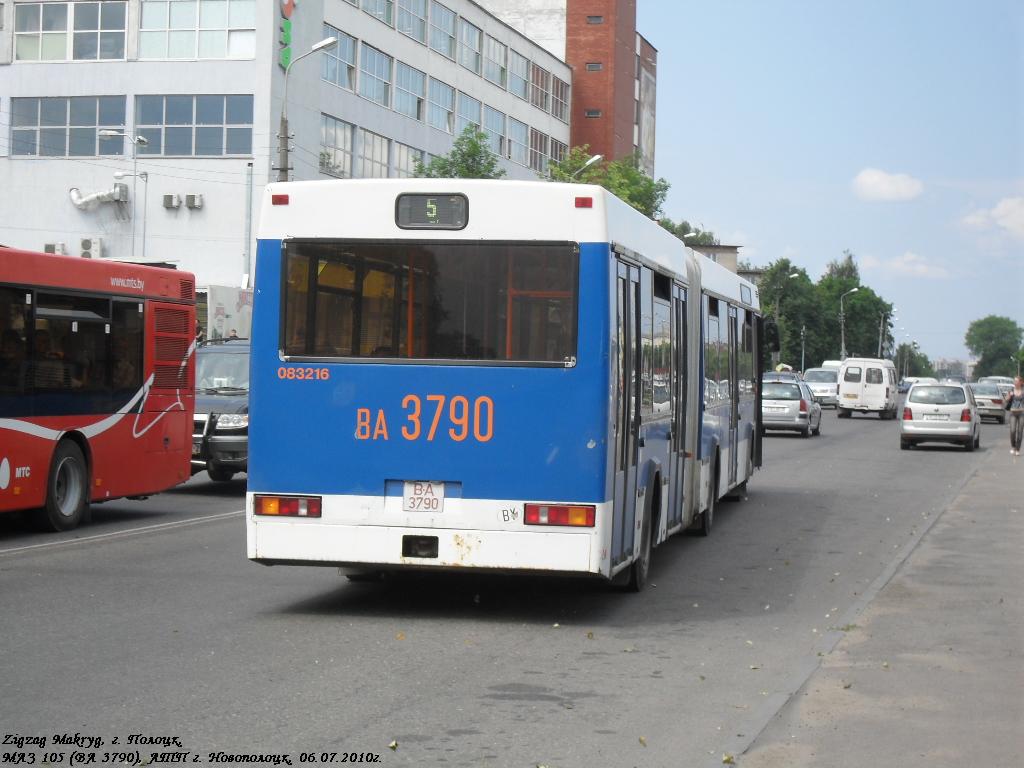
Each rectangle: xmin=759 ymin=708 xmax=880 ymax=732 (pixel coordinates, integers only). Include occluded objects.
xmin=0 ymin=288 xmax=28 ymax=401
xmin=111 ymin=301 xmax=143 ymax=394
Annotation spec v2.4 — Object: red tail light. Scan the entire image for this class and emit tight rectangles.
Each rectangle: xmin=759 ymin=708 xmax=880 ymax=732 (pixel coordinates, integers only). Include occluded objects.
xmin=992 ymin=398 xmax=1003 ymax=405
xmin=575 ymin=196 xmax=593 ymax=208
xmin=524 ymin=503 xmax=595 ymax=527
xmin=902 ymin=407 xmax=912 ymax=420
xmin=254 ymin=495 xmax=322 ymax=517
xmin=799 ymin=399 xmax=808 ymax=413
xmin=271 ymin=194 xmax=289 ymax=206
xmin=960 ymin=409 xmax=972 ymax=422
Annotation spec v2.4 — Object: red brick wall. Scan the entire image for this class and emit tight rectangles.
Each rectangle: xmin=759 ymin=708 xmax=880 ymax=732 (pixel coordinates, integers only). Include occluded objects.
xmin=566 ymin=0 xmax=637 ymax=162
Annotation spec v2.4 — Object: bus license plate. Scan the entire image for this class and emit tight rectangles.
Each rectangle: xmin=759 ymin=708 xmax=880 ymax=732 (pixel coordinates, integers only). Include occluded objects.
xmin=403 ymin=481 xmax=444 ymax=512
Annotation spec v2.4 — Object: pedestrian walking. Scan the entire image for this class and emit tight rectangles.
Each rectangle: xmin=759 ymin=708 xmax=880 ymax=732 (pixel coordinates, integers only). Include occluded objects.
xmin=1006 ymin=376 xmax=1024 ymax=456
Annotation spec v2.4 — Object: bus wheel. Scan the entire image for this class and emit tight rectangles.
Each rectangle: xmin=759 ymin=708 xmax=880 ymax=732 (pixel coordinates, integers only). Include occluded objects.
xmin=207 ymin=463 xmax=236 ymax=482
xmin=625 ymin=503 xmax=653 ymax=592
xmin=35 ymin=440 xmax=89 ymax=532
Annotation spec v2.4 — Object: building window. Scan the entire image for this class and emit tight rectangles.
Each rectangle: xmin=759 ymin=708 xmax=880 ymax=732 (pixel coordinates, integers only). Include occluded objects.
xmin=456 ymin=92 xmax=481 ymax=135
xmin=587 ymin=15 xmax=603 ymax=24
xmin=549 ymin=138 xmax=567 ymax=165
xmin=360 ymin=129 xmax=390 ymax=178
xmin=359 ymin=45 xmax=392 ymax=107
xmin=397 ymin=0 xmax=426 ymax=43
xmin=457 ymin=18 xmax=481 ymax=74
xmin=361 ymin=0 xmax=394 ymax=26
xmin=139 ymin=0 xmax=255 ymax=59
xmin=428 ymin=1 xmax=455 ymax=59
xmin=584 ymin=109 xmax=601 ymax=118
xmin=483 ymin=105 xmax=505 ymax=157
xmin=320 ymin=114 xmax=354 ymax=178
xmin=529 ymin=128 xmax=548 ymax=174
xmin=507 ymin=117 xmax=528 ymax=166
xmin=585 ymin=62 xmax=602 ymax=71
xmin=321 ymin=24 xmax=357 ymax=91
xmin=551 ymin=77 xmax=570 ymax=122
xmin=11 ymin=96 xmax=126 ymax=157
xmin=135 ymin=94 xmax=253 ymax=156
xmin=15 ymin=2 xmax=126 ymax=61
xmin=394 ymin=61 xmax=426 ymax=121
xmin=482 ymin=36 xmax=507 ymax=88
xmin=509 ymin=50 xmax=529 ymax=100
xmin=394 ymin=142 xmax=423 ymax=178
xmin=427 ymin=77 xmax=454 ymax=133
xmin=530 ymin=64 xmax=550 ymax=112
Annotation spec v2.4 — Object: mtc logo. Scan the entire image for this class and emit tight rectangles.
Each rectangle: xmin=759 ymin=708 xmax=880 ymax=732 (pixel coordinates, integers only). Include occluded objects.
xmin=279 ymin=0 xmax=296 ymax=70
xmin=0 ymin=458 xmax=30 ymax=490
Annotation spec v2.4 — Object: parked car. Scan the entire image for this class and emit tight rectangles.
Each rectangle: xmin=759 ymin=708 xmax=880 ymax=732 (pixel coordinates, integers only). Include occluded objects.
xmin=967 ymin=382 xmax=1007 ymax=424
xmin=899 ymin=382 xmax=981 ymax=451
xmin=802 ymin=367 xmax=839 ymax=408
xmin=762 ymin=381 xmax=822 ymax=437
xmin=837 ymin=357 xmax=898 ymax=419
xmin=193 ymin=339 xmax=249 ymax=481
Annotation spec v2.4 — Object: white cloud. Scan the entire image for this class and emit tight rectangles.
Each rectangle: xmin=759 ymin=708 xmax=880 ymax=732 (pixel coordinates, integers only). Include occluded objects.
xmin=963 ymin=197 xmax=1024 ymax=240
xmin=852 ymin=168 xmax=924 ymax=201
xmin=861 ymin=251 xmax=949 ymax=279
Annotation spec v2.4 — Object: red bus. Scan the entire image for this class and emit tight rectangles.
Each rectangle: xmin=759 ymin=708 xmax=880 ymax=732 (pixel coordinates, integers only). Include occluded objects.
xmin=0 ymin=247 xmax=196 ymax=530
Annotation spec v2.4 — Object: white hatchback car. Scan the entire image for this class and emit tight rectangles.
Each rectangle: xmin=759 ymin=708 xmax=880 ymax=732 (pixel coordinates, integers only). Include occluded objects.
xmin=899 ymin=383 xmax=981 ymax=451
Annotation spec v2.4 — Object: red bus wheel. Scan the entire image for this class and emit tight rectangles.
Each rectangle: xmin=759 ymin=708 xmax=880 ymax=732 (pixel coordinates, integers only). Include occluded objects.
xmin=35 ymin=440 xmax=89 ymax=532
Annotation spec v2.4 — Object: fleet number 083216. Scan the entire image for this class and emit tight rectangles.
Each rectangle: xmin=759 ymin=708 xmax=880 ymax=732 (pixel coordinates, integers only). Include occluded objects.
xmin=356 ymin=394 xmax=494 ymax=443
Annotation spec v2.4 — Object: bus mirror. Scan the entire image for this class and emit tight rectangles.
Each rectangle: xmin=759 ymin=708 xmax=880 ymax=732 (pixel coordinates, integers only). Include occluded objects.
xmin=764 ymin=317 xmax=781 ymax=352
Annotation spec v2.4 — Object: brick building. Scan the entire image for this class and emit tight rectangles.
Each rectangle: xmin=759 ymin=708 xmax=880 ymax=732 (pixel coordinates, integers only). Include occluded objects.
xmin=483 ymin=0 xmax=657 ymax=174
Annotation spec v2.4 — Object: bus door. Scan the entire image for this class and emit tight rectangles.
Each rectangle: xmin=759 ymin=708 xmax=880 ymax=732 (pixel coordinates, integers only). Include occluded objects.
xmin=728 ymin=305 xmax=739 ymax=487
xmin=668 ymin=284 xmax=687 ymax=528
xmin=612 ymin=261 xmax=641 ymax=567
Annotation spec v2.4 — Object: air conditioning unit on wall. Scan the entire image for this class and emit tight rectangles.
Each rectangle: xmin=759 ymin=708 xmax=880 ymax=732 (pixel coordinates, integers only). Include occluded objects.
xmin=43 ymin=242 xmax=67 ymax=255
xmin=163 ymin=194 xmax=181 ymax=209
xmin=80 ymin=236 xmax=103 ymax=259
xmin=185 ymin=193 xmax=203 ymax=210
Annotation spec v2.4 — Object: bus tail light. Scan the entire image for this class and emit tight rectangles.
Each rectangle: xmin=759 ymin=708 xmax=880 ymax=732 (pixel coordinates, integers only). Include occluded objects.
xmin=575 ymin=197 xmax=593 ymax=208
xmin=960 ymin=409 xmax=972 ymax=422
xmin=524 ymin=504 xmax=595 ymax=527
xmin=902 ymin=407 xmax=913 ymax=420
xmin=271 ymin=194 xmax=289 ymax=206
xmin=254 ymin=495 xmax=322 ymax=517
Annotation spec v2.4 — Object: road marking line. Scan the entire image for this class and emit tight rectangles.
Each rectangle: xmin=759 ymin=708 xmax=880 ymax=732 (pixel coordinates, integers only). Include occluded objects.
xmin=0 ymin=509 xmax=245 ymax=556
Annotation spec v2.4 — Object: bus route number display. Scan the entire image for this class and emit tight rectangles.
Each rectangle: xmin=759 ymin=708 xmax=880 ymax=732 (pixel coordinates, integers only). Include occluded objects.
xmin=396 ymin=194 xmax=468 ymax=230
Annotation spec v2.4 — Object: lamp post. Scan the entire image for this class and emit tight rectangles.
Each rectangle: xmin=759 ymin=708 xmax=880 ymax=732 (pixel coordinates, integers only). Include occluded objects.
xmin=99 ymin=130 xmax=148 ymax=259
xmin=114 ymin=170 xmax=148 ymax=260
xmin=571 ymin=153 xmax=603 ymax=179
xmin=839 ymin=286 xmax=860 ymax=360
xmin=278 ymin=36 xmax=338 ymax=182
xmin=774 ymin=272 xmax=799 ymax=366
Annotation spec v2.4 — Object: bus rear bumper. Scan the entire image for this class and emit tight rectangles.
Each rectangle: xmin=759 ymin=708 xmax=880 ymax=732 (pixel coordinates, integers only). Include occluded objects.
xmin=247 ymin=519 xmax=600 ymax=575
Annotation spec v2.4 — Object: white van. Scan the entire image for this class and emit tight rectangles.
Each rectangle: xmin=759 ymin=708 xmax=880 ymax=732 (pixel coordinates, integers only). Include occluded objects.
xmin=838 ymin=357 xmax=898 ymax=418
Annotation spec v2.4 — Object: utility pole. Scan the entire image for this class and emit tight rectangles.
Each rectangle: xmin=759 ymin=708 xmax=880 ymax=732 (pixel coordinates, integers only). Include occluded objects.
xmin=277 ymin=37 xmax=338 ymax=183
xmin=800 ymin=325 xmax=806 ymax=373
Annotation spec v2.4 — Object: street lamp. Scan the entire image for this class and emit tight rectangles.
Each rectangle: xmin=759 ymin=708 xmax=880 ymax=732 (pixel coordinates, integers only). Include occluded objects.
xmin=878 ymin=307 xmax=896 ymax=357
xmin=277 ymin=36 xmax=338 ymax=182
xmin=114 ymin=170 xmax=148 ymax=260
xmin=772 ymin=272 xmax=800 ymax=367
xmin=839 ymin=286 xmax=860 ymax=360
xmin=98 ymin=130 xmax=148 ymax=259
xmin=571 ymin=153 xmax=603 ymax=179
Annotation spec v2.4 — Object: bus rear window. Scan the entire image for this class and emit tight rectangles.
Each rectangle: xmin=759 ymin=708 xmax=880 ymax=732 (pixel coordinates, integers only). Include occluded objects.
xmin=282 ymin=241 xmax=578 ymax=364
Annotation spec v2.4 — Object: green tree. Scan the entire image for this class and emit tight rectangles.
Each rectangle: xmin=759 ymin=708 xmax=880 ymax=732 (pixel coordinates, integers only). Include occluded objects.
xmin=414 ymin=126 xmax=506 ymax=179
xmin=548 ymin=146 xmax=670 ymax=219
xmin=659 ymin=217 xmax=718 ymax=246
xmin=965 ymin=315 xmax=1024 ymax=377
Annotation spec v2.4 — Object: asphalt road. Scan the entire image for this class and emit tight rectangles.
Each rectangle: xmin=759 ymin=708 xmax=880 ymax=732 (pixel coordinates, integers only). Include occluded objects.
xmin=0 ymin=410 xmax=1005 ymax=767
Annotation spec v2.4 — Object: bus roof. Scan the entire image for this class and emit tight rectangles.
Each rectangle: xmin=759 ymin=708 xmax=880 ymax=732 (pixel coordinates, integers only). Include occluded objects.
xmin=257 ymin=179 xmax=759 ymax=310
xmin=0 ymin=246 xmax=195 ymax=302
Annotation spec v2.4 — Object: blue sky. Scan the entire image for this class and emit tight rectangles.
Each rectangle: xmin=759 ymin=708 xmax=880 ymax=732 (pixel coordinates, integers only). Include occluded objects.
xmin=637 ymin=1 xmax=1023 ymax=361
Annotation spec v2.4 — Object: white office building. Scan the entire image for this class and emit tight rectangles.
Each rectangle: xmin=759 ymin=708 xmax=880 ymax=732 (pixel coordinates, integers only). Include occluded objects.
xmin=0 ymin=0 xmax=571 ymax=288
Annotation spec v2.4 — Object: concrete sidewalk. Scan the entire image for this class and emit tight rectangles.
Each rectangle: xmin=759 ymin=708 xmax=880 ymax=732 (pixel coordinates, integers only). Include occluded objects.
xmin=741 ymin=445 xmax=1024 ymax=767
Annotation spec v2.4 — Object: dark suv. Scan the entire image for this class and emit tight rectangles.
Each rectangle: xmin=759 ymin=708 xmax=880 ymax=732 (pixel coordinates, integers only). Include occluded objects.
xmin=193 ymin=339 xmax=249 ymax=481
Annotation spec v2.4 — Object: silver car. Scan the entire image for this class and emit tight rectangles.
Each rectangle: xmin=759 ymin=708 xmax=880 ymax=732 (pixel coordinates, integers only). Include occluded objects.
xmin=899 ymin=383 xmax=981 ymax=451
xmin=967 ymin=382 xmax=1007 ymax=424
xmin=762 ymin=381 xmax=822 ymax=437
xmin=802 ymin=367 xmax=839 ymax=408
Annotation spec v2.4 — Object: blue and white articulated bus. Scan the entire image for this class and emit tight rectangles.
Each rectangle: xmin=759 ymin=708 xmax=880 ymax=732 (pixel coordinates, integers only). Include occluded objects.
xmin=246 ymin=179 xmax=766 ymax=590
